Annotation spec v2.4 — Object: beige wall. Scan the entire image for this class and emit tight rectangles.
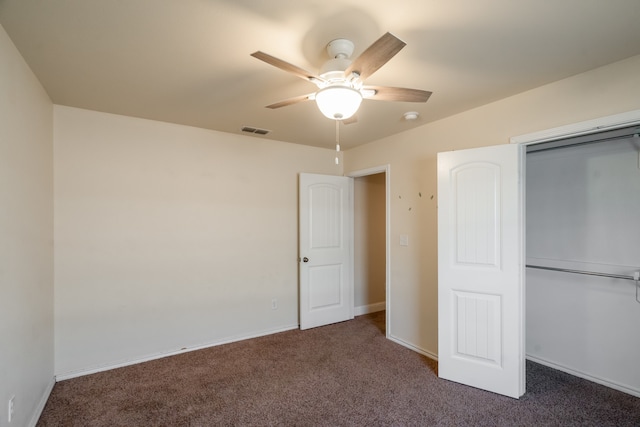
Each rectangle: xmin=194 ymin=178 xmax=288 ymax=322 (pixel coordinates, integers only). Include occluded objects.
xmin=53 ymin=106 xmax=339 ymax=376
xmin=0 ymin=25 xmax=54 ymax=427
xmin=343 ymin=54 xmax=640 ymax=358
xmin=354 ymin=173 xmax=386 ymax=310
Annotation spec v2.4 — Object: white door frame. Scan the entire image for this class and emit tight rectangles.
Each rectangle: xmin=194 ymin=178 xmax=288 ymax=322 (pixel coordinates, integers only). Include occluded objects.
xmin=510 ymin=109 xmax=640 ymax=146
xmin=509 ymin=108 xmax=640 ymax=387
xmin=347 ymin=165 xmax=391 ymax=337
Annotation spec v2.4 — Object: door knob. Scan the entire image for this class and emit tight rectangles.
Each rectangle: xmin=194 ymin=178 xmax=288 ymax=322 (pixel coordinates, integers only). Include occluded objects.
xmin=302 ymin=257 xmax=309 ymax=263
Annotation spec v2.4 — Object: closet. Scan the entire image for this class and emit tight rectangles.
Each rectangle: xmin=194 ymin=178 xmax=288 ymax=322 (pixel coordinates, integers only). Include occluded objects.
xmin=525 ymin=126 xmax=640 ymax=396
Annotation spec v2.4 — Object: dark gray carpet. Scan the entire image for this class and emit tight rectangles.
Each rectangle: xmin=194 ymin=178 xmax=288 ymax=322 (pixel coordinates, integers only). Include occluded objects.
xmin=38 ymin=312 xmax=639 ymax=426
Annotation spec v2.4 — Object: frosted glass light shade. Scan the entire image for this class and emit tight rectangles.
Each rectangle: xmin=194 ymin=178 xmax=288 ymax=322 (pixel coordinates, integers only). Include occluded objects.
xmin=315 ymin=86 xmax=362 ymax=120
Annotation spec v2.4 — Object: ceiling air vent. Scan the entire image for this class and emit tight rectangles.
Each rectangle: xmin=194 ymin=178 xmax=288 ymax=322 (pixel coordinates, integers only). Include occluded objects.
xmin=241 ymin=126 xmax=270 ymax=136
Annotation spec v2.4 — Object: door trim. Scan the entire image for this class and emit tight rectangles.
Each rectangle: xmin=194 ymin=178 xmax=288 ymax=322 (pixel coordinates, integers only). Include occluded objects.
xmin=510 ymin=109 xmax=640 ymax=146
xmin=347 ymin=165 xmax=391 ymax=338
xmin=510 ymin=108 xmax=640 ymax=397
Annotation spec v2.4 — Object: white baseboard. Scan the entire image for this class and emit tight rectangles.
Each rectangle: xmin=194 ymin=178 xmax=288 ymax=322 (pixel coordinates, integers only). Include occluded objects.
xmin=55 ymin=324 xmax=299 ymax=381
xmin=354 ymin=301 xmax=386 ymax=316
xmin=526 ymin=354 xmax=640 ymax=398
xmin=388 ymin=334 xmax=438 ymax=361
xmin=376 ymin=343 xmax=640 ymax=397
xmin=29 ymin=376 xmax=55 ymax=427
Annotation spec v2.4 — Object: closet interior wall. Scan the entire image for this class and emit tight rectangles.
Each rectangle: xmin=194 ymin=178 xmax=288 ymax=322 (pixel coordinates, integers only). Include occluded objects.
xmin=525 ymin=129 xmax=640 ymax=396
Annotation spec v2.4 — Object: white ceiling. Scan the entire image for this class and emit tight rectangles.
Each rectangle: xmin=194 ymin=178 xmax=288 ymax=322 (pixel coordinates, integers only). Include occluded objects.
xmin=2 ymin=0 xmax=640 ymax=150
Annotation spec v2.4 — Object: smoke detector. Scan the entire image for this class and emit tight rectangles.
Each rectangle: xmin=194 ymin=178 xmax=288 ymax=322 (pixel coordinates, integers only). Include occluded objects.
xmin=403 ymin=111 xmax=419 ymax=121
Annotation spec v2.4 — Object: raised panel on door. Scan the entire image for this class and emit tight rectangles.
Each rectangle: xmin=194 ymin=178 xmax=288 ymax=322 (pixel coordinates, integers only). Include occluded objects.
xmin=452 ymin=163 xmax=500 ymax=268
xmin=308 ymin=264 xmax=343 ymax=310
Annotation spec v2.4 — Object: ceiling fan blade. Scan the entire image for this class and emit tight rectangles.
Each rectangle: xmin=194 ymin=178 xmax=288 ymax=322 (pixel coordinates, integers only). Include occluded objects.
xmin=342 ymin=114 xmax=358 ymax=125
xmin=266 ymin=93 xmax=315 ymax=109
xmin=363 ymin=86 xmax=432 ymax=103
xmin=251 ymin=51 xmax=326 ymax=86
xmin=345 ymin=33 xmax=406 ymax=81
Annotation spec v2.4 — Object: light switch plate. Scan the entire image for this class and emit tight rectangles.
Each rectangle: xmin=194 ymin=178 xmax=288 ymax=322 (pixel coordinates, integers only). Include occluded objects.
xmin=400 ymin=234 xmax=409 ymax=246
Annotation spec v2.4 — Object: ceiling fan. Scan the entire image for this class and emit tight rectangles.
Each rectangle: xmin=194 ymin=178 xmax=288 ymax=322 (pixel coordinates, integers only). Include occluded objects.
xmin=251 ymin=32 xmax=432 ymax=122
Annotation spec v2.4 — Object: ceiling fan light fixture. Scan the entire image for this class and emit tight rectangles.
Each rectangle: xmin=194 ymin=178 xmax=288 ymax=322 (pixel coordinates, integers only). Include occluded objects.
xmin=315 ymin=85 xmax=362 ymax=120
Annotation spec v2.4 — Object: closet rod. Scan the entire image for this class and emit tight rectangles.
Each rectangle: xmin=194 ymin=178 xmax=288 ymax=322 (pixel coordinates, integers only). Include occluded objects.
xmin=525 ymin=124 xmax=640 ymax=153
xmin=526 ymin=264 xmax=638 ymax=281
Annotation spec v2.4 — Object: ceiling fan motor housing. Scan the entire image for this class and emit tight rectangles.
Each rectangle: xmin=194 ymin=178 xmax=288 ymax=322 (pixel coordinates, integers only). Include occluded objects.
xmin=319 ymin=60 xmax=351 ymax=82
xmin=327 ymin=38 xmax=354 ymax=59
xmin=320 ymin=39 xmax=355 ymax=82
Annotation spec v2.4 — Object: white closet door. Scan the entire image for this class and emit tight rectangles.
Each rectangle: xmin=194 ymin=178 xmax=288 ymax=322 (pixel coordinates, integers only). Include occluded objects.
xmin=437 ymin=143 xmax=525 ymax=398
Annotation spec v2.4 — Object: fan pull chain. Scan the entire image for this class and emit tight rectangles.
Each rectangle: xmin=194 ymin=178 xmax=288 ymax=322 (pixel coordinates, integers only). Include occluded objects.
xmin=335 ymin=120 xmax=340 ymax=165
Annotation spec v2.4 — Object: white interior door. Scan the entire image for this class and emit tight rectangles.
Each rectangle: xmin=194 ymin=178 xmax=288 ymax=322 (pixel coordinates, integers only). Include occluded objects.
xmin=299 ymin=173 xmax=354 ymax=330
xmin=437 ymin=144 xmax=525 ymax=398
